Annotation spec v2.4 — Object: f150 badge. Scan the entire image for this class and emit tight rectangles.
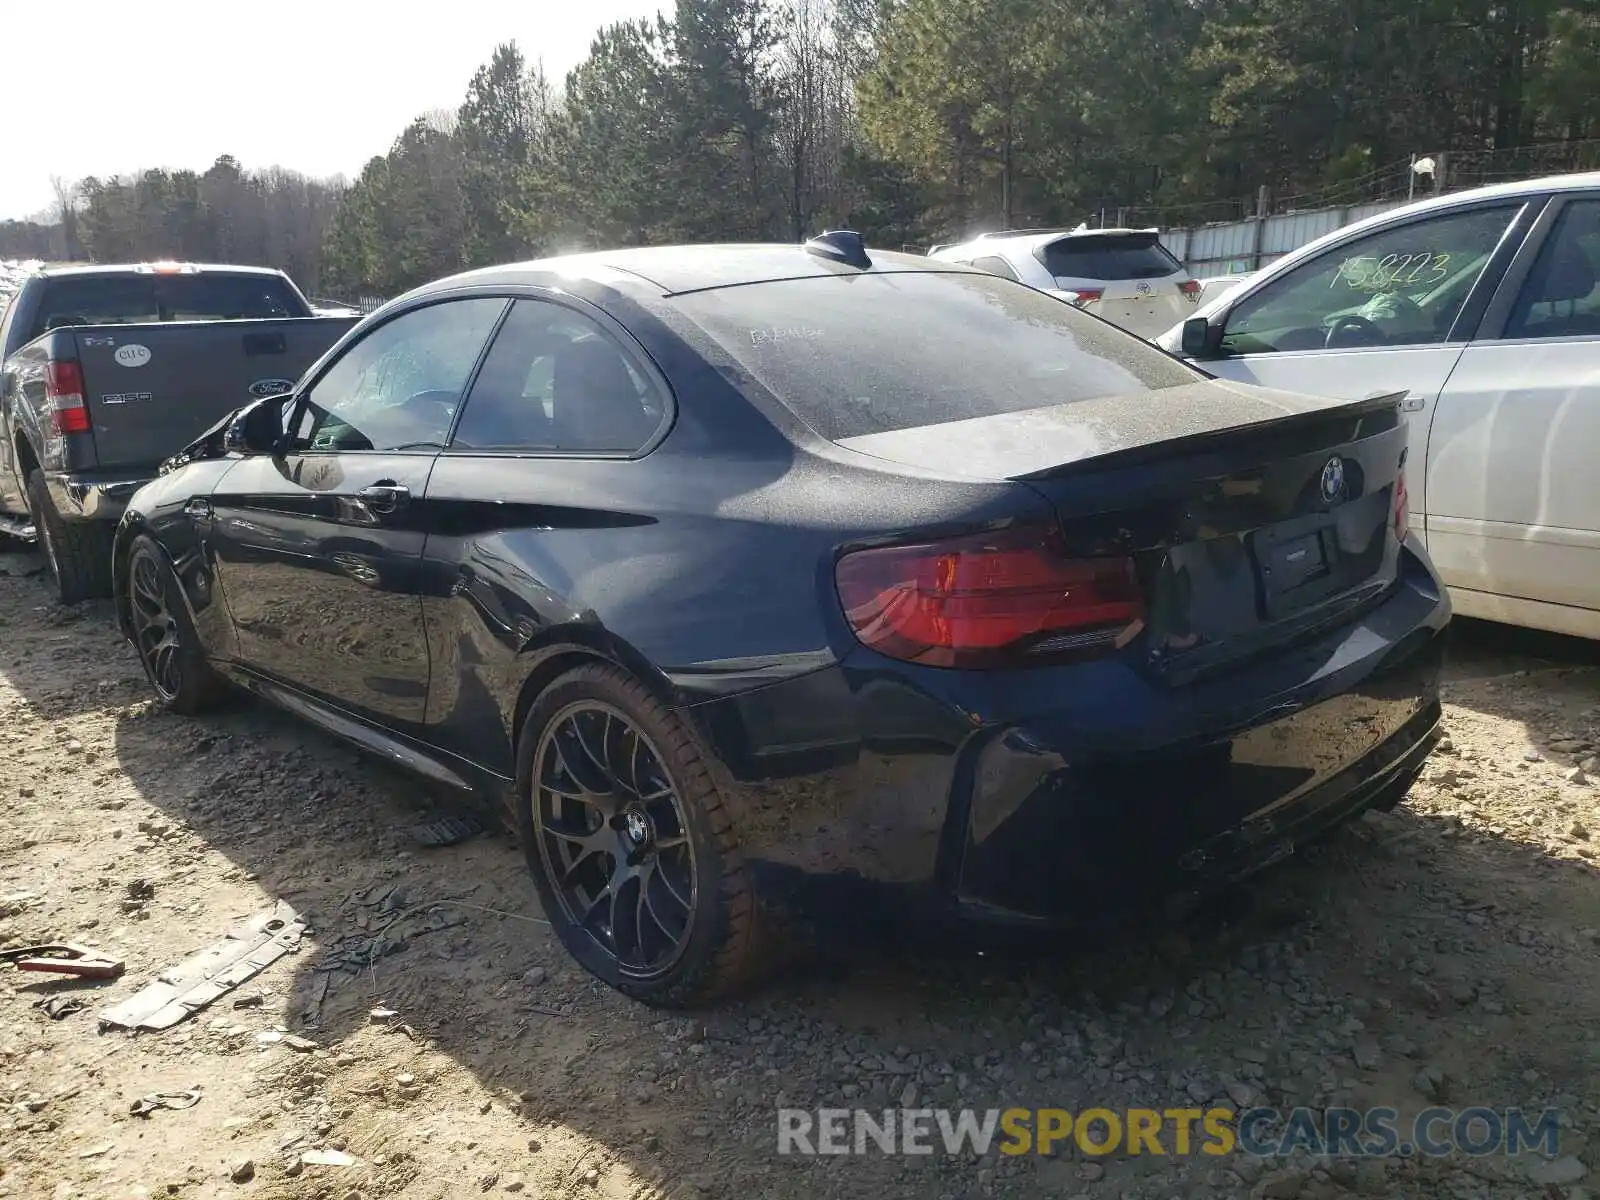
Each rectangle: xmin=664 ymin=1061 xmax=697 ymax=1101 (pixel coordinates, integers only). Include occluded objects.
xmin=249 ymin=378 xmax=295 ymax=398
xmin=102 ymin=392 xmax=154 ymax=405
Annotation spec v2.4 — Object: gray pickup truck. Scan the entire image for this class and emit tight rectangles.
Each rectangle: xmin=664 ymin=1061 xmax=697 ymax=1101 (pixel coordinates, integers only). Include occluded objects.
xmin=0 ymin=263 xmax=359 ymax=601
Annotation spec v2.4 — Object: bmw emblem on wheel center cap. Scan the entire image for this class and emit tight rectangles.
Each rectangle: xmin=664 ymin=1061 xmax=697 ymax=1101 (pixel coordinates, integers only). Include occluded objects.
xmin=624 ymin=810 xmax=650 ymax=846
xmin=1320 ymin=456 xmax=1346 ymax=503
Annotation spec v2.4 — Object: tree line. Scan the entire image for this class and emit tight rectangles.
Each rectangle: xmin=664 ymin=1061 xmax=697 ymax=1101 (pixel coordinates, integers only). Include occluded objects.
xmin=5 ymin=0 xmax=1599 ymax=298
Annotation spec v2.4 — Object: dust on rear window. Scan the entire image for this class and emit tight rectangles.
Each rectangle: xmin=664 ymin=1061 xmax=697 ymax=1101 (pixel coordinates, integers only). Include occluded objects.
xmin=31 ymin=274 xmax=303 ymax=339
xmin=1037 ymin=234 xmax=1182 ymax=281
xmin=674 ymin=271 xmax=1201 ymax=442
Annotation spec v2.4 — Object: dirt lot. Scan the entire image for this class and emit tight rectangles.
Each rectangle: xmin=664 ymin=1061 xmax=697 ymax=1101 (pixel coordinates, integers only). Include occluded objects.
xmin=2 ymin=545 xmax=1599 ymax=1200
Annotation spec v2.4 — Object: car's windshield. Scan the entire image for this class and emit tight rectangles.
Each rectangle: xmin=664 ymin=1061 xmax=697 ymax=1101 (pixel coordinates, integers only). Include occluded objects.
xmin=675 ymin=270 xmax=1202 ymax=442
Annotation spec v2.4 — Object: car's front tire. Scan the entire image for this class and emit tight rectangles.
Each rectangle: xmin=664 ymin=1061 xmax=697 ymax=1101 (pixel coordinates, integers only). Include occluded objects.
xmin=126 ymin=534 xmax=228 ymax=715
xmin=515 ymin=663 xmax=766 ymax=1007
xmin=27 ymin=469 xmax=113 ymax=603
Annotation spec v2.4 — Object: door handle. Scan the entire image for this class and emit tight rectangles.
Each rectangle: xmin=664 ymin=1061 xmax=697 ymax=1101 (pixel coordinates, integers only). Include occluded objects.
xmin=357 ymin=482 xmax=409 ymax=514
xmin=1365 ymin=389 xmax=1428 ymax=413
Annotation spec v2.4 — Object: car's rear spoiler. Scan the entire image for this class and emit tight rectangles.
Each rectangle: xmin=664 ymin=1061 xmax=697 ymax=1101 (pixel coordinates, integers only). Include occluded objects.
xmin=1012 ymin=390 xmax=1407 ymax=481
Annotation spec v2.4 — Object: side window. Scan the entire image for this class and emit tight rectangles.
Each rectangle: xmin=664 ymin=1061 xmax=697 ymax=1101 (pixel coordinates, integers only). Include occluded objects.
xmin=972 ymin=255 xmax=1021 ymax=282
xmin=1503 ymin=199 xmax=1600 ymax=340
xmin=291 ymin=298 xmax=506 ymax=453
xmin=1221 ymin=204 xmax=1520 ymax=354
xmin=450 ymin=299 xmax=666 ymax=453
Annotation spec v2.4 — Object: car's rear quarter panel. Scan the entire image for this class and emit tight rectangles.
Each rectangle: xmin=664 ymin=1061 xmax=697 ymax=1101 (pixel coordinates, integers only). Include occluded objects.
xmin=414 ymin=397 xmax=1038 ymax=779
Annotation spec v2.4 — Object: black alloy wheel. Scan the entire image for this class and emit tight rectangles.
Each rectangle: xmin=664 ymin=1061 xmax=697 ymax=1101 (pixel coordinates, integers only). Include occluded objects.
xmin=533 ymin=700 xmax=698 ymax=975
xmin=515 ymin=663 xmax=765 ymax=1006
xmin=125 ymin=535 xmax=226 ymax=715
xmin=129 ymin=548 xmax=183 ymax=701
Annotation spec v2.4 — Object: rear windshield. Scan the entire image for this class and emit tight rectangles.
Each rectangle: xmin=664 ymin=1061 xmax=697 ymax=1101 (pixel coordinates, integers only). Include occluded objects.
xmin=30 ymin=273 xmax=303 ymax=339
xmin=1036 ymin=233 xmax=1181 ymax=281
xmin=673 ymin=270 xmax=1201 ymax=442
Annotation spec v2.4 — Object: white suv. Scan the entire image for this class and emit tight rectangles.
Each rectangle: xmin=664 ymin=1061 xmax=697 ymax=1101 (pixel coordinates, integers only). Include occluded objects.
xmin=927 ymin=228 xmax=1200 ymax=337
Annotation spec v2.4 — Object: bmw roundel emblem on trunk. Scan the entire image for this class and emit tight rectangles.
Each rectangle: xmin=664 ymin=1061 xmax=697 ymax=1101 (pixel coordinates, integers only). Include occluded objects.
xmin=1320 ymin=456 xmax=1346 ymax=503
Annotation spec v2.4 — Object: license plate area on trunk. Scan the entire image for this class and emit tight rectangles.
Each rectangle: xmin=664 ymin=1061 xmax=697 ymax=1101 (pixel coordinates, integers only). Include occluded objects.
xmin=1252 ymin=516 xmax=1339 ymax=619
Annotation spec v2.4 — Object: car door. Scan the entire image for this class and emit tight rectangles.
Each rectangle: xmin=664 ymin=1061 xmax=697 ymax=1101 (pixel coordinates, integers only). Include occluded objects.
xmin=1196 ymin=199 xmax=1537 ymax=535
xmin=417 ymin=296 xmax=672 ymax=774
xmin=209 ymin=295 xmax=508 ymax=731
xmin=1422 ymin=192 xmax=1600 ymax=633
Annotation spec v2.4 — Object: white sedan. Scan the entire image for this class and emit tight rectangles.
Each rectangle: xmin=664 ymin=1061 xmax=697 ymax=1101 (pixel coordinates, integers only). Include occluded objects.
xmin=1155 ymin=172 xmax=1600 ymax=640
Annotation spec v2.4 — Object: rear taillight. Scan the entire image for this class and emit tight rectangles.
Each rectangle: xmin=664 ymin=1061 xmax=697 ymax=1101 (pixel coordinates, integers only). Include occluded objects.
xmin=834 ymin=526 xmax=1144 ymax=668
xmin=1394 ymin=469 xmax=1409 ymax=542
xmin=1070 ymin=288 xmax=1103 ymax=306
xmin=1179 ymin=279 xmax=1201 ymax=300
xmin=46 ymin=360 xmax=89 ymax=435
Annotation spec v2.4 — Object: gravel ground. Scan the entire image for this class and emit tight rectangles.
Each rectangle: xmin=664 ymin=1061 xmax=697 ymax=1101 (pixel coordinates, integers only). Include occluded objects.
xmin=2 ymin=545 xmax=1599 ymax=1200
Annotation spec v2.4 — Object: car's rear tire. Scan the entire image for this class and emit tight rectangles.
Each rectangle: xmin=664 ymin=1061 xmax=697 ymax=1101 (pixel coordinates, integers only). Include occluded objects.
xmin=126 ymin=534 xmax=228 ymax=715
xmin=515 ymin=663 xmax=766 ymax=1007
xmin=27 ymin=469 xmax=113 ymax=604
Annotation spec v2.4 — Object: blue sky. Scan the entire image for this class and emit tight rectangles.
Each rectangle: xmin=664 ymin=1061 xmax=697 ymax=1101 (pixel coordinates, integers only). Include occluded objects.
xmin=2 ymin=0 xmax=665 ymax=219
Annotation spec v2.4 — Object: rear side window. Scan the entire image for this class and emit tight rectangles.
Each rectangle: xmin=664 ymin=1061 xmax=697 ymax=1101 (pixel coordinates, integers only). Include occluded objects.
xmin=971 ymin=255 xmax=1020 ymax=281
xmin=674 ymin=271 xmax=1201 ymax=442
xmin=1037 ymin=233 xmax=1181 ymax=281
xmin=29 ymin=273 xmax=301 ymax=339
xmin=451 ymin=299 xmax=665 ymax=453
xmin=1503 ymin=199 xmax=1600 ymax=340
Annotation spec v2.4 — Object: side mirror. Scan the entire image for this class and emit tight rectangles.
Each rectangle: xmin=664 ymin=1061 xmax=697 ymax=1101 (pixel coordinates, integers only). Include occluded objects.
xmin=223 ymin=394 xmax=291 ymax=457
xmin=1180 ymin=315 xmax=1226 ymax=359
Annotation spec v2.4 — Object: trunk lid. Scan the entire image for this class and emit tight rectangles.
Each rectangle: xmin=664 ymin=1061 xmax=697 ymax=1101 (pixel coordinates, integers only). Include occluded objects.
xmin=1079 ymin=283 xmax=1195 ymax=338
xmin=69 ymin=316 xmax=356 ymax=470
xmin=836 ymin=380 xmax=1409 ymax=680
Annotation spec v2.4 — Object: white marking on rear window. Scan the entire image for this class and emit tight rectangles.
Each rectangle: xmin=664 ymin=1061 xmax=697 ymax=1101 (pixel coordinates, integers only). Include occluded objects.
xmin=748 ymin=326 xmax=824 ymax=348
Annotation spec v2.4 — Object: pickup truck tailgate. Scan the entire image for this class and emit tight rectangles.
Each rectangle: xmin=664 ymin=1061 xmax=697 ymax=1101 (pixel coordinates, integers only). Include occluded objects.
xmin=73 ymin=316 xmax=357 ymax=469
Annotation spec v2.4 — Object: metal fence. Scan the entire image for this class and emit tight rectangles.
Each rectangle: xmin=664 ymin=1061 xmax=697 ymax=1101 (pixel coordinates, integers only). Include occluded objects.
xmin=1160 ymin=199 xmax=1408 ymax=279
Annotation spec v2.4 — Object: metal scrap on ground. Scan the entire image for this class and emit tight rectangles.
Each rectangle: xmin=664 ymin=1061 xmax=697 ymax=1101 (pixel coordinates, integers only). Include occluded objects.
xmin=1 ymin=943 xmax=125 ymax=979
xmin=99 ymin=902 xmax=305 ymax=1032
xmin=129 ymin=1088 xmax=202 ymax=1117
xmin=33 ymin=995 xmax=85 ymax=1020
xmin=313 ymin=883 xmax=472 ymax=975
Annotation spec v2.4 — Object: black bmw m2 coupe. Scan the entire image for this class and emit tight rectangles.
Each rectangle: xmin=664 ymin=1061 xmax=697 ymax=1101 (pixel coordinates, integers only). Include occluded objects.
xmin=114 ymin=233 xmax=1448 ymax=1006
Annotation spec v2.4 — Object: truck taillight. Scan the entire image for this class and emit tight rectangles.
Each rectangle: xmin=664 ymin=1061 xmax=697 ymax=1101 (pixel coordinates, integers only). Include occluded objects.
xmin=1394 ymin=469 xmax=1409 ymax=543
xmin=45 ymin=361 xmax=89 ymax=435
xmin=1179 ymin=279 xmax=1201 ymax=300
xmin=834 ymin=526 xmax=1144 ymax=668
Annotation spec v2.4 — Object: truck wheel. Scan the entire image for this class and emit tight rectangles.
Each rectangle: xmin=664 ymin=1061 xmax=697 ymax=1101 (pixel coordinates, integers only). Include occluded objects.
xmin=126 ymin=534 xmax=228 ymax=715
xmin=27 ymin=469 xmax=114 ymax=604
xmin=515 ymin=663 xmax=768 ymax=1007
